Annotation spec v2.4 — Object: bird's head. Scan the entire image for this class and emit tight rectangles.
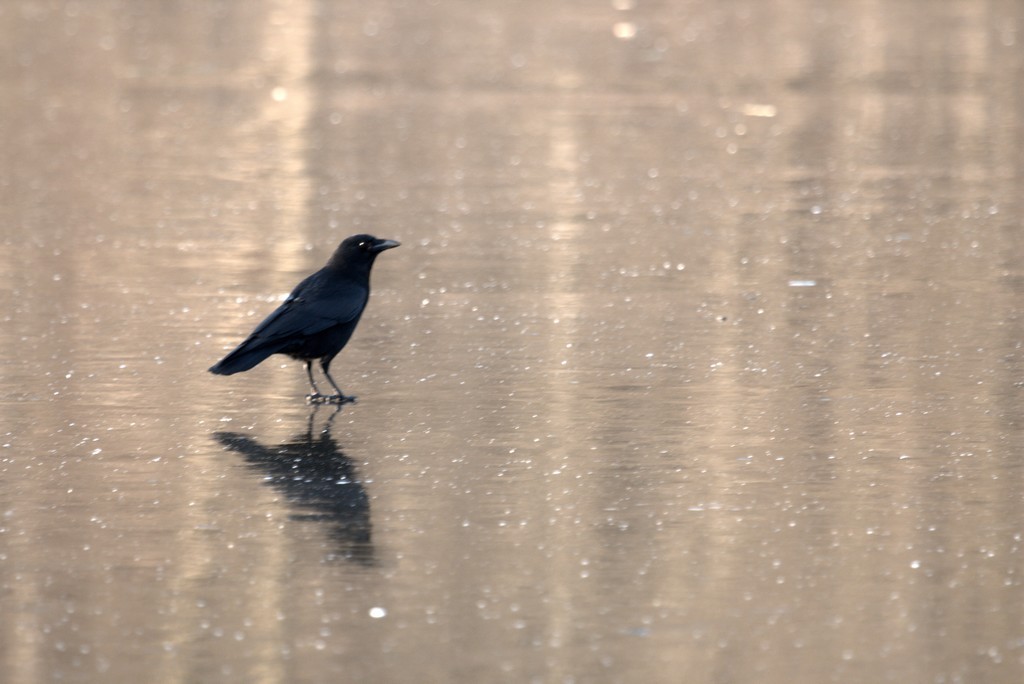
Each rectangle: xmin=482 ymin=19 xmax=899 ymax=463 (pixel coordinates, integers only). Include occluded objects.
xmin=329 ymin=234 xmax=401 ymax=269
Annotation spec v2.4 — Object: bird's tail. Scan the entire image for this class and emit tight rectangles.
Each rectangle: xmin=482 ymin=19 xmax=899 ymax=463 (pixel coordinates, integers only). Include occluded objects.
xmin=209 ymin=339 xmax=279 ymax=375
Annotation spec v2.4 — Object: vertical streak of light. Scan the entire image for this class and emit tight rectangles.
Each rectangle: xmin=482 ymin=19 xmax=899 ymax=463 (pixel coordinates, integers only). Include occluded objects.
xmin=164 ymin=3 xmax=316 ymax=683
xmin=258 ymin=0 xmax=318 ymax=404
xmin=540 ymin=104 xmax=585 ymax=677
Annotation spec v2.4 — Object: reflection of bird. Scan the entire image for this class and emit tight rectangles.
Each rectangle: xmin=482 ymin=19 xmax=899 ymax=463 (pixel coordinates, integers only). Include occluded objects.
xmin=209 ymin=234 xmax=400 ymax=403
xmin=214 ymin=405 xmax=374 ymax=564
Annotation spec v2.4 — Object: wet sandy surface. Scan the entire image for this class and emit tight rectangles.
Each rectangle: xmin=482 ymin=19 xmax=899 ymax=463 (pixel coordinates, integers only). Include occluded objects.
xmin=2 ymin=1 xmax=1024 ymax=681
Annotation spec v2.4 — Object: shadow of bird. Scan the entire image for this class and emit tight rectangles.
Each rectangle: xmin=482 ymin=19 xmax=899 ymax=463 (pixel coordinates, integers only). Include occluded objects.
xmin=213 ymin=405 xmax=374 ymax=565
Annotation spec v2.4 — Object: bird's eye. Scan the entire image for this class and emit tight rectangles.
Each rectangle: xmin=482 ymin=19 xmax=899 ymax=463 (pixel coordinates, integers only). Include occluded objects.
xmin=358 ymin=241 xmax=368 ymax=250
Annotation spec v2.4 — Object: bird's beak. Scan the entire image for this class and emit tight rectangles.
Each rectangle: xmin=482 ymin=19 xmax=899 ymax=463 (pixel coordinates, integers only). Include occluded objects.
xmin=371 ymin=239 xmax=401 ymax=253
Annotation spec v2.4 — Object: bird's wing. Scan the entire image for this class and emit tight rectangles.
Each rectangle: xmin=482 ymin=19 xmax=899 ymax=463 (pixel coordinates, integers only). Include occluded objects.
xmin=244 ymin=279 xmax=368 ymax=347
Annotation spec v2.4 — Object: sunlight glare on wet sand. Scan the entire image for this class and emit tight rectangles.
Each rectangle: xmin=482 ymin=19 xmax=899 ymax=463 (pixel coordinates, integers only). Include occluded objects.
xmin=1 ymin=1 xmax=1023 ymax=682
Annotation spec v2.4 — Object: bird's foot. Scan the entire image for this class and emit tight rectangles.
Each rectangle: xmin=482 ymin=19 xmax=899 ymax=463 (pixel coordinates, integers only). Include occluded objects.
xmin=306 ymin=392 xmax=355 ymax=405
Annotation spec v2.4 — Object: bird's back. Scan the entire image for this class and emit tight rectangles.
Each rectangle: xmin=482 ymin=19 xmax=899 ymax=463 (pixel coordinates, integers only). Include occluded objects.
xmin=210 ymin=267 xmax=369 ymax=374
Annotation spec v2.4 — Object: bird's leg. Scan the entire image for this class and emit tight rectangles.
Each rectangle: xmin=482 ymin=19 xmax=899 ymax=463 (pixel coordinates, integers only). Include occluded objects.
xmin=323 ymin=402 xmax=344 ymax=429
xmin=305 ymin=360 xmax=326 ymax=404
xmin=321 ymin=358 xmax=355 ymax=404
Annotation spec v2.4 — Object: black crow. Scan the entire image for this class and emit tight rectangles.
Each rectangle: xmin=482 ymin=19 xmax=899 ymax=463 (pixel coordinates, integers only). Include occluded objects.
xmin=209 ymin=234 xmax=400 ymax=402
